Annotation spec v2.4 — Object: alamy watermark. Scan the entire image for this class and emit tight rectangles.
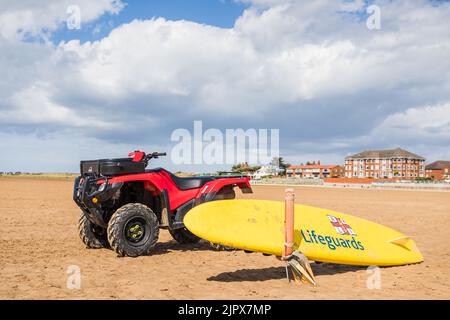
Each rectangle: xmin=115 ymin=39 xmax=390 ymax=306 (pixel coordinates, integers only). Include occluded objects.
xmin=66 ymin=5 xmax=82 ymax=30
xmin=66 ymin=265 xmax=81 ymax=290
xmin=366 ymin=5 xmax=381 ymax=30
xmin=170 ymin=121 xmax=279 ymax=166
xmin=366 ymin=266 xmax=381 ymax=289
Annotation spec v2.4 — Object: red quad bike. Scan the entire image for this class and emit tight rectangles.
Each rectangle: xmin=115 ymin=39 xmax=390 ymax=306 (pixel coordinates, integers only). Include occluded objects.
xmin=73 ymin=151 xmax=253 ymax=257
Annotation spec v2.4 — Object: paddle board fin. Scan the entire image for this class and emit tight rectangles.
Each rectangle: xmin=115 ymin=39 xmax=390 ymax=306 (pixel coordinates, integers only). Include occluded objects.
xmin=286 ymin=251 xmax=316 ymax=286
xmin=388 ymin=236 xmax=414 ymax=251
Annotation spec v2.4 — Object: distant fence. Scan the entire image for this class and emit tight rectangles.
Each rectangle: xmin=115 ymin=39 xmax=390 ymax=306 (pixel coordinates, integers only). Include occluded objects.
xmin=324 ymin=177 xmax=396 ymax=184
xmin=251 ymin=178 xmax=324 ymax=186
xmin=251 ymin=178 xmax=450 ymax=191
xmin=370 ymin=182 xmax=450 ymax=191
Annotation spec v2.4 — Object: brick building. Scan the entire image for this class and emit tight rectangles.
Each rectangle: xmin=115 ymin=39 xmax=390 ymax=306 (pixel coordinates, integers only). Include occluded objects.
xmin=425 ymin=161 xmax=450 ymax=180
xmin=345 ymin=148 xmax=425 ymax=179
xmin=287 ymin=162 xmax=344 ymax=179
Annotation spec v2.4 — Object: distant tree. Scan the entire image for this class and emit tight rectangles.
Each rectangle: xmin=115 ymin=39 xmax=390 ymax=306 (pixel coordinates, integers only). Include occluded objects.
xmin=231 ymin=163 xmax=261 ymax=174
xmin=271 ymin=157 xmax=290 ymax=176
xmin=231 ymin=162 xmax=248 ymax=172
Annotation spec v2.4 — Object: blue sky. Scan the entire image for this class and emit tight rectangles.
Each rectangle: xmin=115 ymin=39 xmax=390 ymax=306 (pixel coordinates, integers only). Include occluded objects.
xmin=52 ymin=0 xmax=248 ymax=44
xmin=1 ymin=0 xmax=450 ymax=173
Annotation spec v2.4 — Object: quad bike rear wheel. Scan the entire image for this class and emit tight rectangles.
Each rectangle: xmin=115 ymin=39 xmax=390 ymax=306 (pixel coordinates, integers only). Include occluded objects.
xmin=169 ymin=227 xmax=200 ymax=244
xmin=107 ymin=203 xmax=159 ymax=257
xmin=78 ymin=212 xmax=109 ymax=249
xmin=209 ymin=186 xmax=237 ymax=251
xmin=213 ymin=186 xmax=236 ymax=200
xmin=209 ymin=242 xmax=236 ymax=251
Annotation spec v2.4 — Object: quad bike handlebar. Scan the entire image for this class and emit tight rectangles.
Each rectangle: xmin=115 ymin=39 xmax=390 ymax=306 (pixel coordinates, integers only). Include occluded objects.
xmin=144 ymin=152 xmax=167 ymax=162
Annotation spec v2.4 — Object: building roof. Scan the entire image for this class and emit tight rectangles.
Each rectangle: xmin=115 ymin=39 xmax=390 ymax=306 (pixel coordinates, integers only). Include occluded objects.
xmin=288 ymin=164 xmax=340 ymax=170
xmin=345 ymin=148 xmax=425 ymax=160
xmin=425 ymin=161 xmax=450 ymax=170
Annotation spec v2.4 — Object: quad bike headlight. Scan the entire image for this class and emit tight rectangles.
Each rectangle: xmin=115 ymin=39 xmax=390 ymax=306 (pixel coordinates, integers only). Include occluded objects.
xmin=97 ymin=183 xmax=107 ymax=192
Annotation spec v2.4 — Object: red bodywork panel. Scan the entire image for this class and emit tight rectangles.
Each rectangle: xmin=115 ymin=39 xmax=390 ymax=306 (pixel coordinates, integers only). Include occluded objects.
xmin=128 ymin=151 xmax=145 ymax=162
xmin=101 ymin=171 xmax=252 ymax=211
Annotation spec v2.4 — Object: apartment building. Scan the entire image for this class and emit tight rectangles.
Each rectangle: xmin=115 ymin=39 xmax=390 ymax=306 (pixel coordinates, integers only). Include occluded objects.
xmin=425 ymin=161 xmax=450 ymax=180
xmin=345 ymin=148 xmax=425 ymax=179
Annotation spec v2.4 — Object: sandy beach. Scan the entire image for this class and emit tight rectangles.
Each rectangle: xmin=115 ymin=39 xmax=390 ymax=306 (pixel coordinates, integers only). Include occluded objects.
xmin=0 ymin=178 xmax=449 ymax=299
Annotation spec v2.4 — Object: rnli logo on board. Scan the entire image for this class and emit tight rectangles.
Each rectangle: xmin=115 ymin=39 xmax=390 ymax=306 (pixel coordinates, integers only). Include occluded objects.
xmin=327 ymin=215 xmax=356 ymax=236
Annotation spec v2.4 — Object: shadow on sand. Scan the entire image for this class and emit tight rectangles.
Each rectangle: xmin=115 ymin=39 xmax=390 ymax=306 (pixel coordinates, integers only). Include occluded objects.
xmin=207 ymin=263 xmax=366 ymax=282
xmin=151 ymin=240 xmax=213 ymax=255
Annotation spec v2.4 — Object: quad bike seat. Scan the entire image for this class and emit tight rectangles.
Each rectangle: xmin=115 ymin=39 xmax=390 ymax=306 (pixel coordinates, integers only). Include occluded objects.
xmin=144 ymin=168 xmax=217 ymax=190
xmin=168 ymin=172 xmax=217 ymax=191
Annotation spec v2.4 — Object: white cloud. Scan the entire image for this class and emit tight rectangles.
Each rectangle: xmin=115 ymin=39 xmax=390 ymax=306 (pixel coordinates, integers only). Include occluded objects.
xmin=1 ymin=0 xmax=450 ymax=170
xmin=339 ymin=0 xmax=365 ymax=12
xmin=0 ymin=0 xmax=124 ymax=41
xmin=374 ymin=102 xmax=450 ymax=141
xmin=53 ymin=0 xmax=450 ymax=113
xmin=1 ymin=83 xmax=113 ymax=128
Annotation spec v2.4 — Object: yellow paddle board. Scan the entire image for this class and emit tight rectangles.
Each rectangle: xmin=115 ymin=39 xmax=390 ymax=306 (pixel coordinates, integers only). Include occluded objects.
xmin=184 ymin=200 xmax=423 ymax=266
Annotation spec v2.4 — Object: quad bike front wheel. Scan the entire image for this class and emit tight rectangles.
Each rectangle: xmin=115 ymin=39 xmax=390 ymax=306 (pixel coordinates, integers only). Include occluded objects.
xmin=107 ymin=203 xmax=159 ymax=257
xmin=78 ymin=212 xmax=109 ymax=249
